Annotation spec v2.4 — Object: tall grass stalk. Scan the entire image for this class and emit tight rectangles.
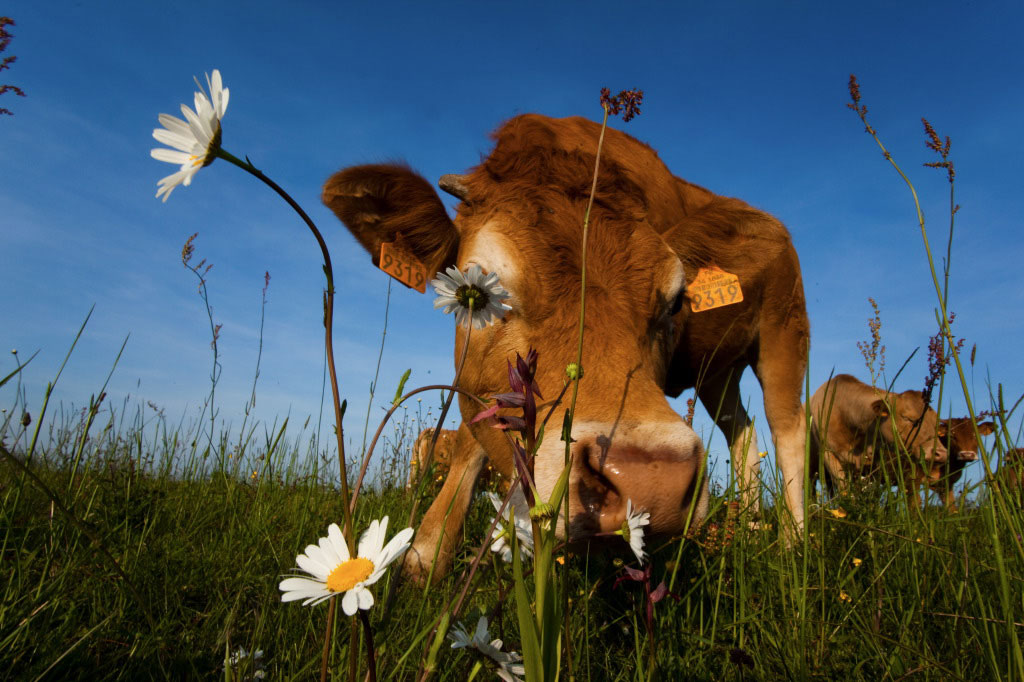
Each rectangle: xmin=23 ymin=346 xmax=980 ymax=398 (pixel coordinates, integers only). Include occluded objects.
xmin=848 ymin=74 xmax=1024 ymax=676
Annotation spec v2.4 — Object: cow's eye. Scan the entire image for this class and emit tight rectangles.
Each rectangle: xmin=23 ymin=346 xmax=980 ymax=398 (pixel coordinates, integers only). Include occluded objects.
xmin=668 ymin=290 xmax=685 ymax=316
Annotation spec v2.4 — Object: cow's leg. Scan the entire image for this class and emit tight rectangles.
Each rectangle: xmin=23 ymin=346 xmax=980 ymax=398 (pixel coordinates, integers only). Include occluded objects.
xmin=942 ymin=484 xmax=958 ymax=512
xmin=754 ymin=309 xmax=809 ymax=532
xmin=821 ymin=451 xmax=848 ymax=497
xmin=403 ymin=423 xmax=485 ymax=585
xmin=697 ymin=366 xmax=761 ymax=514
xmin=904 ymin=474 xmax=923 ymax=510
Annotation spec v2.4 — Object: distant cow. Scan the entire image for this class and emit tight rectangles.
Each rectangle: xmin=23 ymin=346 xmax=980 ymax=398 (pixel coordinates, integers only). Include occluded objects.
xmin=997 ymin=447 xmax=1024 ymax=506
xmin=407 ymin=428 xmax=458 ymax=489
xmin=324 ymin=113 xmax=809 ymax=581
xmin=810 ymin=374 xmax=948 ymax=504
xmin=919 ymin=418 xmax=994 ymax=510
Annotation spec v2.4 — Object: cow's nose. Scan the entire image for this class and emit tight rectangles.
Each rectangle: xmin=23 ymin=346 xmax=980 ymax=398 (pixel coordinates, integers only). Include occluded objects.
xmin=957 ymin=450 xmax=978 ymax=462
xmin=573 ymin=429 xmax=704 ymax=534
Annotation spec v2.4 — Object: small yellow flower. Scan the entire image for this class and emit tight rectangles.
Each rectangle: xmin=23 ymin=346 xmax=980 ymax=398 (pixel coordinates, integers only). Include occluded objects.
xmin=758 ymin=451 xmax=768 ymax=459
xmin=250 ymin=470 xmax=258 ymax=481
xmin=555 ymin=556 xmax=565 ymax=565
xmin=828 ymin=507 xmax=848 ymax=519
xmin=852 ymin=557 xmax=863 ymax=567
xmin=839 ymin=590 xmax=852 ymax=603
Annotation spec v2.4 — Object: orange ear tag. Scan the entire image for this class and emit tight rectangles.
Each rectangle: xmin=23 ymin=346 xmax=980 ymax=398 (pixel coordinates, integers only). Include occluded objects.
xmin=686 ymin=266 xmax=743 ymax=313
xmin=379 ymin=240 xmax=428 ymax=293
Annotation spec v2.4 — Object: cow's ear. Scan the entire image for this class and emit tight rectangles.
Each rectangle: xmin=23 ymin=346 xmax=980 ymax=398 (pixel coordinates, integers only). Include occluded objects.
xmin=937 ymin=422 xmax=948 ymax=438
xmin=977 ymin=421 xmax=995 ymax=435
xmin=870 ymin=399 xmax=889 ymax=418
xmin=322 ymin=164 xmax=459 ymax=279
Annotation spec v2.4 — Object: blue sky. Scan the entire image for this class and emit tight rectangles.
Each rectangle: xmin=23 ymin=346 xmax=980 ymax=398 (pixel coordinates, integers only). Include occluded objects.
xmin=2 ymin=1 xmax=1022 ymax=490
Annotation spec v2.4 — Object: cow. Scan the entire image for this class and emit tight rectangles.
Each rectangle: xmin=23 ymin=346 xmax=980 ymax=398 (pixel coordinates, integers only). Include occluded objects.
xmin=323 ymin=113 xmax=810 ymax=581
xmin=919 ymin=418 xmax=994 ymax=510
xmin=407 ymin=428 xmax=458 ymax=489
xmin=809 ymin=374 xmax=948 ymax=506
xmin=998 ymin=447 xmax=1024 ymax=506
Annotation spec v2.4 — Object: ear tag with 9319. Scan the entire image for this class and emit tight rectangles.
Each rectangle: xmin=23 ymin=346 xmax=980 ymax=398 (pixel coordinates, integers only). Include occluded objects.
xmin=379 ymin=239 xmax=427 ymax=293
xmin=686 ymin=266 xmax=743 ymax=313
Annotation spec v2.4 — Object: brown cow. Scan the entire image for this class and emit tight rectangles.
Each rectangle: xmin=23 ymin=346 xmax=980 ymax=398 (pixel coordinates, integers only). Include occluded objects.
xmin=920 ymin=418 xmax=994 ymax=510
xmin=324 ymin=114 xmax=809 ymax=581
xmin=998 ymin=447 xmax=1024 ymax=505
xmin=809 ymin=374 xmax=948 ymax=505
xmin=407 ymin=428 xmax=458 ymax=489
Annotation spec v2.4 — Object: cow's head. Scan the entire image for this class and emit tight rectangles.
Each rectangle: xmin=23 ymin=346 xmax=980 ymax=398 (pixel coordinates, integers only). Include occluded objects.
xmin=323 ymin=115 xmax=708 ymax=539
xmin=940 ymin=418 xmax=994 ymax=463
xmin=870 ymin=390 xmax=948 ymax=464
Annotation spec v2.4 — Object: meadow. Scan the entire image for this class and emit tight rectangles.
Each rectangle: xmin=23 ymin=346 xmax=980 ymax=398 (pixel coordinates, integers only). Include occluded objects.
xmin=2 ymin=384 xmax=1023 ymax=681
xmin=3 ymin=75 xmax=1024 ymax=681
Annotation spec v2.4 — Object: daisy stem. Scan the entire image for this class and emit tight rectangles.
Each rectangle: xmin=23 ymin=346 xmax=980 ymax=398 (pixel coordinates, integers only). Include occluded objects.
xmin=320 ymin=599 xmax=335 ymax=682
xmin=359 ymin=610 xmax=378 ymax=682
xmin=213 ymin=147 xmax=355 ymax=543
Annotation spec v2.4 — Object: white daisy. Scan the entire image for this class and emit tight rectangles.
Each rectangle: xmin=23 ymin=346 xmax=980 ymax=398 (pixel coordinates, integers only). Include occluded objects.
xmin=432 ymin=264 xmax=512 ymax=329
xmin=151 ymin=69 xmax=229 ymax=201
xmin=484 ymin=489 xmax=534 ymax=563
xmin=616 ymin=499 xmax=650 ymax=564
xmin=279 ymin=517 xmax=413 ymax=616
xmin=225 ymin=647 xmax=266 ymax=681
xmin=449 ymin=616 xmax=526 ymax=682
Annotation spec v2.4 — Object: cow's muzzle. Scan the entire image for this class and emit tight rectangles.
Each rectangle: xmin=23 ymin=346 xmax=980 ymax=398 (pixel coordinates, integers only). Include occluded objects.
xmin=566 ymin=422 xmax=706 ymax=536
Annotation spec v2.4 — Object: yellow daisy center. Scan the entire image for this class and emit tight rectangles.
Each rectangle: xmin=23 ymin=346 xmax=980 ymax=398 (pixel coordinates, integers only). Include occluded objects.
xmin=326 ymin=557 xmax=374 ymax=593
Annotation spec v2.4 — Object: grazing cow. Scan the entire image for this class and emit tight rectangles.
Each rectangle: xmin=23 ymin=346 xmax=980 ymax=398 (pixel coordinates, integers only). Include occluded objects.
xmin=996 ymin=447 xmax=1023 ymax=506
xmin=809 ymin=374 xmax=948 ymax=505
xmin=407 ymin=428 xmax=458 ymax=489
xmin=324 ymin=114 xmax=809 ymax=580
xmin=920 ymin=418 xmax=994 ymax=510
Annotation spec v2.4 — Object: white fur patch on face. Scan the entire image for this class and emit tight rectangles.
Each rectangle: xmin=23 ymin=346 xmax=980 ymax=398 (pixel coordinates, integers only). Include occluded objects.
xmin=459 ymin=223 xmax=521 ymax=303
xmin=665 ymin=259 xmax=685 ymax=298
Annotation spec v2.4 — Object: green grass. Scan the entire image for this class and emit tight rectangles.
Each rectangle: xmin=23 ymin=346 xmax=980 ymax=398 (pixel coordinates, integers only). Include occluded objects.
xmin=2 ymin=402 xmax=1022 ymax=682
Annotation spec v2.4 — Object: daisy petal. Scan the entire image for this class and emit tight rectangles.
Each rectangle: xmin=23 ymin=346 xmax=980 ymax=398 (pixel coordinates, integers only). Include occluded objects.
xmin=376 ymin=526 xmax=414 ymax=568
xmin=151 ymin=148 xmax=193 ymax=164
xmin=358 ymin=516 xmax=388 ymax=560
xmin=152 ymin=127 xmax=198 ymax=153
xmin=296 ymin=553 xmax=330 ymax=580
xmin=328 ymin=523 xmax=351 ymax=563
xmin=318 ymin=536 xmax=342 ymax=568
xmin=341 ymin=589 xmax=359 ymax=616
xmin=279 ymin=576 xmax=326 ymax=592
xmin=357 ymin=587 xmax=374 ymax=611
